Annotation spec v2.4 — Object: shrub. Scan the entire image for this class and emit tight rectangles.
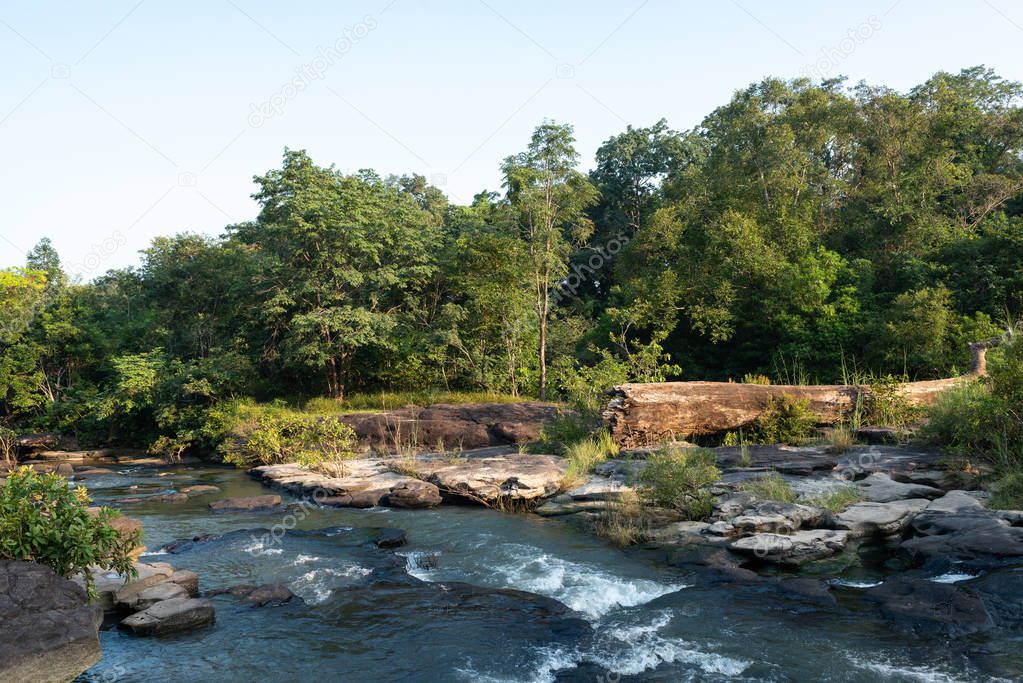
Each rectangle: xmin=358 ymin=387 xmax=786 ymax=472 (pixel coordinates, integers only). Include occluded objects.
xmin=636 ymin=446 xmax=719 ymax=520
xmin=0 ymin=426 xmax=16 ymax=467
xmin=222 ymin=412 xmax=357 ymax=473
xmin=294 ymin=419 xmax=358 ymax=477
xmin=755 ymin=393 xmax=817 ymax=445
xmin=741 ymin=473 xmax=798 ymax=503
xmin=807 ymin=486 xmax=864 ymax=513
xmin=865 ymin=374 xmax=917 ymax=427
xmin=530 ymin=410 xmax=594 ymax=455
xmin=0 ymin=467 xmax=139 ymax=595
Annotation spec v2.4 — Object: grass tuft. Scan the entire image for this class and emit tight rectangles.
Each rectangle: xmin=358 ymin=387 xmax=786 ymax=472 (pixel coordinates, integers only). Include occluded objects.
xmin=741 ymin=473 xmax=798 ymax=503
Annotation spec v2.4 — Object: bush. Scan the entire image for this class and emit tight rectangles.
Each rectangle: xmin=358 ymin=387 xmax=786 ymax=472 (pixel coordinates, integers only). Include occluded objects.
xmin=635 ymin=446 xmax=719 ymax=520
xmin=530 ymin=410 xmax=594 ymax=455
xmin=222 ymin=412 xmax=357 ymax=473
xmin=865 ymin=374 xmax=917 ymax=427
xmin=924 ymin=339 xmax=1023 ymax=487
xmin=755 ymin=393 xmax=817 ymax=445
xmin=741 ymin=473 xmax=798 ymax=503
xmin=0 ymin=467 xmax=139 ymax=596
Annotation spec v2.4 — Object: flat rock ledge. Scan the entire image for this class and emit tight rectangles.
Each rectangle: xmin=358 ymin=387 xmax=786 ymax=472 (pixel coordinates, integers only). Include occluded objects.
xmin=250 ymin=451 xmax=566 ymax=508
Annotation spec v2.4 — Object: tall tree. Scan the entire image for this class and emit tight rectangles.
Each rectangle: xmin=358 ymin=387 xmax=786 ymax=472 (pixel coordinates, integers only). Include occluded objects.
xmin=503 ymin=122 xmax=598 ymax=399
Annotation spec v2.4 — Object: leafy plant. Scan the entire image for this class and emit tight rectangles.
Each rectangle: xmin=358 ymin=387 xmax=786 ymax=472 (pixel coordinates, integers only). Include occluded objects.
xmin=865 ymin=374 xmax=917 ymax=427
xmin=222 ymin=411 xmax=357 ymax=474
xmin=635 ymin=446 xmax=719 ymax=520
xmin=755 ymin=393 xmax=817 ymax=445
xmin=0 ymin=467 xmax=139 ymax=596
xmin=294 ymin=419 xmax=359 ymax=477
xmin=741 ymin=473 xmax=798 ymax=503
xmin=0 ymin=426 xmax=17 ymax=467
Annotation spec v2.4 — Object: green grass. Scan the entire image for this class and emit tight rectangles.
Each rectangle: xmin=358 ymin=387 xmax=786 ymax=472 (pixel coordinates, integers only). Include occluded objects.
xmin=741 ymin=473 xmax=798 ymax=503
xmin=823 ymin=425 xmax=855 ymax=454
xmin=636 ymin=446 xmax=720 ymax=520
xmin=807 ymin=486 xmax=864 ymax=513
xmin=304 ymin=390 xmax=537 ymax=414
xmin=561 ymin=431 xmax=619 ymax=490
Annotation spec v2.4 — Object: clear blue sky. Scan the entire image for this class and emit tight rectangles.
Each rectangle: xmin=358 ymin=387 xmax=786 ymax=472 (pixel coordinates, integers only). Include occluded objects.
xmin=2 ymin=0 xmax=1021 ymax=278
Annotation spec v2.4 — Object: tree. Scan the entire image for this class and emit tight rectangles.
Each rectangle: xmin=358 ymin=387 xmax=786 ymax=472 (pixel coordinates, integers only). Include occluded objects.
xmin=234 ymin=150 xmax=442 ymax=400
xmin=503 ymin=122 xmax=598 ymax=399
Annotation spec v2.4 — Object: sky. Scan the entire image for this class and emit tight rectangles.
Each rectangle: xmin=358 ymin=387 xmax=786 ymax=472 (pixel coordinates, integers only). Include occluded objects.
xmin=1 ymin=0 xmax=1021 ymax=279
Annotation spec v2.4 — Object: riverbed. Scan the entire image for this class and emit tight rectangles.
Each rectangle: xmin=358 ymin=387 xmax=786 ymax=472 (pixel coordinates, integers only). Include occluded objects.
xmin=76 ymin=462 xmax=1018 ymax=682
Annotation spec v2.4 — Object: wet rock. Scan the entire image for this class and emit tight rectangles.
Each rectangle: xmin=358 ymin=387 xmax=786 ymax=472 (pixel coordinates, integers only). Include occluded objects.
xmin=118 ymin=597 xmax=215 ymax=636
xmin=210 ymin=583 xmax=301 ymax=607
xmin=385 ymin=480 xmax=443 ymax=508
xmin=901 ymin=492 xmax=1023 ymax=567
xmin=829 ymin=499 xmax=930 ymax=538
xmin=209 ymin=494 xmax=282 ymax=512
xmin=109 ymin=562 xmax=177 ymax=611
xmin=534 ymin=495 xmax=608 ymax=517
xmin=73 ymin=467 xmax=115 ymax=477
xmin=152 ymin=492 xmax=189 ymax=503
xmin=731 ymin=501 xmax=824 ymax=534
xmin=706 ymin=521 xmax=735 ymax=536
xmin=646 ymin=521 xmax=712 ymax=546
xmin=169 ymin=569 xmax=200 ymax=596
xmin=373 ymin=528 xmax=407 ymax=549
xmin=862 ymin=577 xmax=993 ymax=637
xmin=730 ymin=529 xmax=849 ymax=566
xmin=181 ymin=484 xmax=220 ymax=495
xmin=713 ymin=491 xmax=754 ymax=518
xmin=321 ymin=489 xmax=387 ymax=508
xmin=858 ymin=473 xmax=943 ymax=503
xmin=117 ymin=581 xmax=188 ymax=612
xmin=970 ymin=568 xmax=1023 ymax=630
xmin=159 ymin=533 xmax=220 ymax=554
xmin=0 ymin=559 xmax=103 ymax=683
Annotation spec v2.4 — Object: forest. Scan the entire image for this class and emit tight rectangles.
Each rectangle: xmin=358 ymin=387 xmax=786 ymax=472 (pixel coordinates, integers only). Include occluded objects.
xmin=2 ymin=66 xmax=1021 ymax=457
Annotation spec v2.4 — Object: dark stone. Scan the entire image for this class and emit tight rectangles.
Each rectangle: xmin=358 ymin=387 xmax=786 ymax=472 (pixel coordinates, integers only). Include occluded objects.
xmin=118 ymin=597 xmax=215 ymax=636
xmin=386 ymin=480 xmax=443 ymax=508
xmin=373 ymin=528 xmax=407 ymax=549
xmin=209 ymin=583 xmax=301 ymax=607
xmin=208 ymin=494 xmax=282 ymax=512
xmin=0 ymin=559 xmax=103 ymax=682
xmin=320 ymin=489 xmax=387 ymax=508
xmin=862 ymin=577 xmax=993 ymax=637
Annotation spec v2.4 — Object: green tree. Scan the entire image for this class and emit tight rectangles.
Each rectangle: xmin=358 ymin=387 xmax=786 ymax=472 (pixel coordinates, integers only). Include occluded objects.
xmin=503 ymin=122 xmax=598 ymax=399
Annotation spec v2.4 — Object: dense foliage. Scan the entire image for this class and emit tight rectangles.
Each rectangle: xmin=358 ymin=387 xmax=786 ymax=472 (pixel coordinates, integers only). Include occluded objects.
xmin=0 ymin=467 xmax=139 ymax=594
xmin=1 ymin=67 xmax=1021 ymax=457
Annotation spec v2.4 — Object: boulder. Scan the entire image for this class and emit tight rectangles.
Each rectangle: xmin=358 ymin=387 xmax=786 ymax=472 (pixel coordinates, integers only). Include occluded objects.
xmin=0 ymin=559 xmax=103 ymax=683
xmin=208 ymin=494 xmax=282 ymax=512
xmin=321 ymin=489 xmax=388 ymax=508
xmin=565 ymin=476 xmax=634 ymax=502
xmin=108 ymin=562 xmax=177 ymax=611
xmin=411 ymin=454 xmax=567 ymax=504
xmin=901 ymin=492 xmax=1023 ymax=566
xmin=385 ymin=480 xmax=443 ymax=508
xmin=731 ymin=501 xmax=824 ymax=534
xmin=117 ymin=581 xmax=188 ymax=612
xmin=730 ymin=529 xmax=849 ymax=566
xmin=862 ymin=577 xmax=993 ymax=637
xmin=373 ymin=528 xmax=407 ymax=549
xmin=169 ymin=569 xmax=200 ymax=596
xmin=829 ymin=499 xmax=930 ymax=537
xmin=209 ymin=583 xmax=300 ymax=607
xmin=152 ymin=492 xmax=189 ymax=503
xmin=118 ymin=597 xmax=215 ymax=636
xmin=857 ymin=473 xmax=943 ymax=503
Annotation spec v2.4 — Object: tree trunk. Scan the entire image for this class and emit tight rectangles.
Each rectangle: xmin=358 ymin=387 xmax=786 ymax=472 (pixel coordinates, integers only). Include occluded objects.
xmin=603 ymin=332 xmax=1014 ymax=448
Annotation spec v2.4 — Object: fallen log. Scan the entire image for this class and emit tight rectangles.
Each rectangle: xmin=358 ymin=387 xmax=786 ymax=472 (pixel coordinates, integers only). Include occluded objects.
xmin=603 ymin=328 xmax=1016 ymax=448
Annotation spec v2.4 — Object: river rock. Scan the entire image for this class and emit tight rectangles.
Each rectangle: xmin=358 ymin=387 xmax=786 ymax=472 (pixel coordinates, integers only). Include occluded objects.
xmin=108 ymin=562 xmax=177 ymax=611
xmin=118 ymin=597 xmax=215 ymax=636
xmin=857 ymin=473 xmax=943 ymax=503
xmin=373 ymin=528 xmax=407 ymax=548
xmin=730 ymin=529 xmax=849 ymax=566
xmin=385 ymin=479 xmax=443 ymax=508
xmin=731 ymin=501 xmax=824 ymax=534
xmin=117 ymin=580 xmax=188 ymax=611
xmin=534 ymin=495 xmax=609 ymax=517
xmin=862 ymin=577 xmax=993 ymax=637
xmin=153 ymin=492 xmax=189 ymax=503
xmin=829 ymin=499 xmax=930 ymax=537
xmin=321 ymin=489 xmax=388 ymax=508
xmin=169 ymin=569 xmax=200 ymax=596
xmin=565 ymin=476 xmax=634 ymax=502
xmin=181 ymin=484 xmax=220 ymax=495
xmin=209 ymin=494 xmax=282 ymax=512
xmin=901 ymin=491 xmax=1023 ymax=567
xmin=410 ymin=454 xmax=567 ymax=504
xmin=0 ymin=559 xmax=103 ymax=683
xmin=210 ymin=583 xmax=301 ymax=607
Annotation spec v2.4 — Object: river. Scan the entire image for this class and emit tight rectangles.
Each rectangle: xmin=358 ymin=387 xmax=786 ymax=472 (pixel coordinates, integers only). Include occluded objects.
xmin=75 ymin=462 xmax=1015 ymax=682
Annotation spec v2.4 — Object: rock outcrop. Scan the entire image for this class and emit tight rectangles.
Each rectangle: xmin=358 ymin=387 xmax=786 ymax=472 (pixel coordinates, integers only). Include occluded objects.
xmin=208 ymin=494 xmax=282 ymax=512
xmin=0 ymin=560 xmax=103 ymax=683
xmin=118 ymin=597 xmax=216 ymax=636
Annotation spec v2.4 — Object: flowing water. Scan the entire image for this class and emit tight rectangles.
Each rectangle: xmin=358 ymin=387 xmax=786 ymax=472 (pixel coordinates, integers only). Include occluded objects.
xmin=76 ymin=463 xmax=1020 ymax=682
